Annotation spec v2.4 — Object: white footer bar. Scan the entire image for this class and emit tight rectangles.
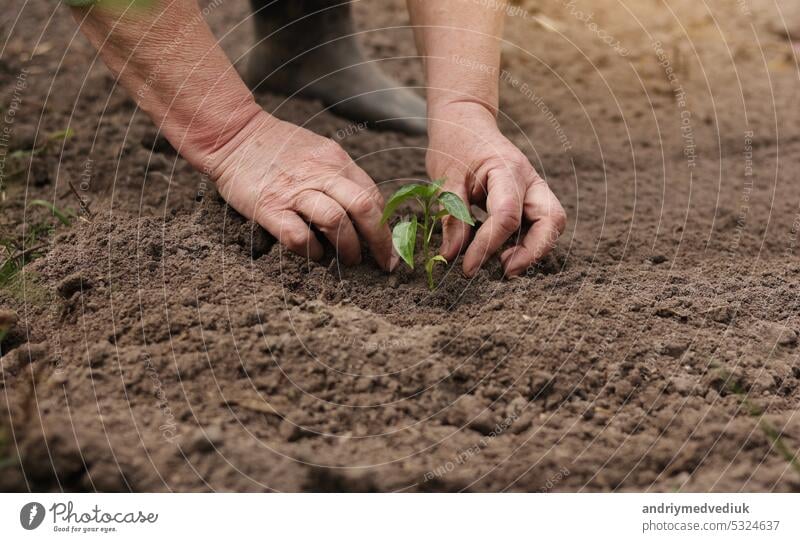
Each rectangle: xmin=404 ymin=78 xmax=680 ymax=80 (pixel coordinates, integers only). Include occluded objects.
xmin=2 ymin=493 xmax=798 ymax=541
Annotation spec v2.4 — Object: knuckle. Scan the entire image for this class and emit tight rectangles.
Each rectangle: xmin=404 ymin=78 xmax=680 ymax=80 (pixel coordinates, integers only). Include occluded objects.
xmin=320 ymin=205 xmax=347 ymax=228
xmin=491 ymin=151 xmax=527 ymax=174
xmin=254 ymin=183 xmax=278 ymax=216
xmin=506 ymin=157 xmax=531 ymax=175
xmin=529 ymin=170 xmax=547 ymax=186
xmin=494 ymin=205 xmax=522 ymax=233
xmin=509 ymin=154 xmax=530 ymax=172
xmin=551 ymin=204 xmax=568 ymax=233
xmin=352 ymin=192 xmax=379 ymax=216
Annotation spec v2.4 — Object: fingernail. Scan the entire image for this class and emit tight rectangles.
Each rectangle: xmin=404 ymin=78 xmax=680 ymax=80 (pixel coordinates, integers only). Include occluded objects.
xmin=440 ymin=241 xmax=450 ymax=257
xmin=389 ymin=252 xmax=400 ymax=272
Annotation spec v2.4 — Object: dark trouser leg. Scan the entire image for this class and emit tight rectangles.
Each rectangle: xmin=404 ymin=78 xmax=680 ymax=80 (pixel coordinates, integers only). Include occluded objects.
xmin=247 ymin=0 xmax=427 ymax=135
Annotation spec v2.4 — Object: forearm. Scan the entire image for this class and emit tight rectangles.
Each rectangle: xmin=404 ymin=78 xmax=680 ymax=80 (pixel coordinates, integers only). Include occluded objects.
xmin=68 ymin=0 xmax=263 ymax=170
xmin=407 ymin=0 xmax=506 ymax=117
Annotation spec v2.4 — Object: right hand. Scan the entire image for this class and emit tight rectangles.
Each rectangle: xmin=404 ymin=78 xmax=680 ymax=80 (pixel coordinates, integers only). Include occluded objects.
xmin=205 ymin=112 xmax=397 ymax=271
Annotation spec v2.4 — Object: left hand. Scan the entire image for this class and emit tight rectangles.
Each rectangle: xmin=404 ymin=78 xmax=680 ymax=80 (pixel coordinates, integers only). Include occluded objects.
xmin=426 ymin=101 xmax=567 ymax=278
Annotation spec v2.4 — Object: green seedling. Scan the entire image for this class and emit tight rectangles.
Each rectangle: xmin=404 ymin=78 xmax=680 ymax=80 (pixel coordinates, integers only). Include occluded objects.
xmin=381 ymin=179 xmax=474 ymax=290
xmin=2 ymin=129 xmax=76 ymax=194
xmin=7 ymin=128 xmax=74 ymax=162
xmin=0 ymin=201 xmax=72 ymax=288
xmin=28 ymin=199 xmax=73 ymax=226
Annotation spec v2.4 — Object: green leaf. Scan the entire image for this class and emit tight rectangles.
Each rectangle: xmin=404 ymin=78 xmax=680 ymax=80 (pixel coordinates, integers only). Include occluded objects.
xmin=392 ymin=217 xmax=417 ymax=269
xmin=5 ymin=128 xmax=74 ymax=162
xmin=28 ymin=199 xmax=72 ymax=226
xmin=8 ymin=152 xmax=25 ymax=161
xmin=425 ymin=255 xmax=447 ymax=277
xmin=438 ymin=192 xmax=475 ymax=226
xmin=421 ymin=178 xmax=445 ymax=199
xmin=425 ymin=255 xmax=447 ymax=290
xmin=48 ymin=128 xmax=75 ymax=141
xmin=381 ymin=184 xmax=429 ymax=224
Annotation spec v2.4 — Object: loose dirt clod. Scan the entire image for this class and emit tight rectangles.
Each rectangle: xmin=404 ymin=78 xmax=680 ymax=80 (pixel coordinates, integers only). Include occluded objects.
xmin=661 ymin=339 xmax=689 ymax=358
xmin=56 ymin=273 xmax=91 ymax=299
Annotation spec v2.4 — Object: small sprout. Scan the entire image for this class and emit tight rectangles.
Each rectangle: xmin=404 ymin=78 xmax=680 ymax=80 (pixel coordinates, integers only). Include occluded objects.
xmin=8 ymin=128 xmax=75 ymax=161
xmin=3 ymin=128 xmax=76 ymax=189
xmin=0 ymin=201 xmax=73 ymax=288
xmin=28 ymin=199 xmax=73 ymax=226
xmin=381 ymin=179 xmax=474 ymax=290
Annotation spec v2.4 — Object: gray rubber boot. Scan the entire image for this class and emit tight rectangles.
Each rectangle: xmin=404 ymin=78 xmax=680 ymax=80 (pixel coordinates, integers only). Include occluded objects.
xmin=768 ymin=0 xmax=800 ymax=42
xmin=247 ymin=0 xmax=428 ymax=135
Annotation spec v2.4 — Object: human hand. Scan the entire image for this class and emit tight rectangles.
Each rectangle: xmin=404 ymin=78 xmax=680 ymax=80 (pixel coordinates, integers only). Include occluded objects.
xmin=205 ymin=112 xmax=397 ymax=271
xmin=426 ymin=101 xmax=567 ymax=277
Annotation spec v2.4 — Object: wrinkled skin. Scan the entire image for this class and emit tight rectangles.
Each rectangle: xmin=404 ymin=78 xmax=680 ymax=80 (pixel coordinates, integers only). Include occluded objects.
xmin=70 ymin=0 xmax=566 ymax=277
xmin=427 ymin=102 xmax=567 ymax=277
xmin=207 ymin=112 xmax=397 ymax=271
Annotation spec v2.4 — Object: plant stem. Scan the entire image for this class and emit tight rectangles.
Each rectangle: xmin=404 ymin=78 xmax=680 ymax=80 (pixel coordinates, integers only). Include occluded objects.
xmin=423 ymin=197 xmax=434 ymax=289
xmin=422 ymin=198 xmax=431 ymax=263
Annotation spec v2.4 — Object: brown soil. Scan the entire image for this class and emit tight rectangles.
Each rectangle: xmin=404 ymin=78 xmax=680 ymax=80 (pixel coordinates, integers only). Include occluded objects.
xmin=1 ymin=0 xmax=800 ymax=492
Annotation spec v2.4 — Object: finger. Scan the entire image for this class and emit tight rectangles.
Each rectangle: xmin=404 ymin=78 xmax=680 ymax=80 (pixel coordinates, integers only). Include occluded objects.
xmin=501 ymin=183 xmax=566 ymax=277
xmin=323 ymin=177 xmax=397 ymax=272
xmin=500 ymin=219 xmax=562 ymax=277
xmin=295 ymin=191 xmax=362 ymax=266
xmin=439 ymin=179 xmax=472 ymax=262
xmin=462 ymin=168 xmax=524 ymax=277
xmin=342 ymin=165 xmax=396 ymax=254
xmin=257 ymin=209 xmax=324 ymax=261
